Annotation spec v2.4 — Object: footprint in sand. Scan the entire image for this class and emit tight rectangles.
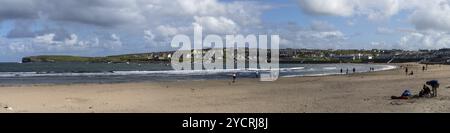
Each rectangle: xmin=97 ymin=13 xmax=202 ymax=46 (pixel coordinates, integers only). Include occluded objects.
xmin=0 ymin=103 xmax=14 ymax=111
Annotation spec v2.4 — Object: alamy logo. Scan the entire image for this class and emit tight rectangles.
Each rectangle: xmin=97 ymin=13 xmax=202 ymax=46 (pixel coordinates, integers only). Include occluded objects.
xmin=170 ymin=25 xmax=279 ymax=81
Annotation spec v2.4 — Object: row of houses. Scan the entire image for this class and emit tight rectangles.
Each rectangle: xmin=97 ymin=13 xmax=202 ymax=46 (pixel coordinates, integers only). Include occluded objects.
xmin=141 ymin=48 xmax=450 ymax=64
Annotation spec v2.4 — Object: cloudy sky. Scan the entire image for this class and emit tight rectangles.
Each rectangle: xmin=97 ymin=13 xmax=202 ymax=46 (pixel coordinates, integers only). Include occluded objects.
xmin=1 ymin=0 xmax=450 ymax=61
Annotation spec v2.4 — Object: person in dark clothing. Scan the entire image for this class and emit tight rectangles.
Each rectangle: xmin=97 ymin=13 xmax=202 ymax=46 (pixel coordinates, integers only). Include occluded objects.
xmin=340 ymin=68 xmax=343 ymax=73
xmin=232 ymin=73 xmax=237 ymax=83
xmin=419 ymin=85 xmax=431 ymax=97
xmin=426 ymin=80 xmax=439 ymax=97
xmin=405 ymin=67 xmax=408 ymax=75
xmin=422 ymin=66 xmax=426 ymax=71
xmin=352 ymin=68 xmax=356 ymax=73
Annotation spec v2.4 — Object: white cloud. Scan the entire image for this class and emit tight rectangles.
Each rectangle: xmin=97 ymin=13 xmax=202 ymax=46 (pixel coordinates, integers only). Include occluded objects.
xmin=156 ymin=25 xmax=180 ymax=37
xmin=176 ymin=0 xmax=226 ymax=16
xmin=144 ymin=30 xmax=155 ymax=42
xmin=8 ymin=42 xmax=30 ymax=53
xmin=275 ymin=22 xmax=348 ymax=49
xmin=409 ymin=0 xmax=450 ymax=31
xmin=298 ymin=0 xmax=354 ymax=16
xmin=399 ymin=31 xmax=450 ymax=50
xmin=31 ymin=32 xmax=121 ymax=51
xmin=297 ymin=0 xmax=400 ymax=20
xmin=298 ymin=0 xmax=450 ymax=31
xmin=64 ymin=34 xmax=78 ymax=46
xmin=34 ymin=33 xmax=56 ymax=44
xmin=108 ymin=34 xmax=122 ymax=49
xmin=193 ymin=16 xmax=239 ymax=34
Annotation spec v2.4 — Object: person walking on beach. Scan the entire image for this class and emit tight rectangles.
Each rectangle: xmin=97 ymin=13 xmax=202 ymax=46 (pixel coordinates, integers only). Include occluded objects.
xmin=340 ymin=68 xmax=343 ymax=73
xmin=352 ymin=68 xmax=356 ymax=73
xmin=422 ymin=66 xmax=426 ymax=71
xmin=346 ymin=68 xmax=349 ymax=74
xmin=405 ymin=67 xmax=408 ymax=75
xmin=232 ymin=73 xmax=237 ymax=83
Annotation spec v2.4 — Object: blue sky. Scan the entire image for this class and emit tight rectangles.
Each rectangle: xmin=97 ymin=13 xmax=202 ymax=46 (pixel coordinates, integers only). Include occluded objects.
xmin=1 ymin=0 xmax=450 ymax=62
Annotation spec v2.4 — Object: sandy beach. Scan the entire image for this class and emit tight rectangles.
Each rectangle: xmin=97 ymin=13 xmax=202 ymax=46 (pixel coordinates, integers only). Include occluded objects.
xmin=1 ymin=63 xmax=449 ymax=113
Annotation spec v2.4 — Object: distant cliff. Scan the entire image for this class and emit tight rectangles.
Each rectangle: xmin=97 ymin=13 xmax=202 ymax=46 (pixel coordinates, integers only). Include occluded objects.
xmin=22 ymin=52 xmax=173 ymax=63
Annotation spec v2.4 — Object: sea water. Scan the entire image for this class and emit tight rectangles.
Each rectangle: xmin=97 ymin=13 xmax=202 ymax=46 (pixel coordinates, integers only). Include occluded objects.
xmin=0 ymin=62 xmax=396 ymax=85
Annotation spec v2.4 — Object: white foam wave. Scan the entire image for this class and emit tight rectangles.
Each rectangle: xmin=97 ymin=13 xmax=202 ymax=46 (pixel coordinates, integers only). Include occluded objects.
xmin=323 ymin=67 xmax=337 ymax=70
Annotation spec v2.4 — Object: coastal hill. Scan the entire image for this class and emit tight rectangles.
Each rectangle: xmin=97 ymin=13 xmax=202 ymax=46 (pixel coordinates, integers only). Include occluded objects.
xmin=21 ymin=48 xmax=449 ymax=64
xmin=22 ymin=52 xmax=172 ymax=63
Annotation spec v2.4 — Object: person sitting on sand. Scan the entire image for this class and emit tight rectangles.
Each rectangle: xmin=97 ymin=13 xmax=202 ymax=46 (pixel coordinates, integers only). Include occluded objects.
xmin=419 ymin=85 xmax=432 ymax=97
xmin=391 ymin=90 xmax=412 ymax=99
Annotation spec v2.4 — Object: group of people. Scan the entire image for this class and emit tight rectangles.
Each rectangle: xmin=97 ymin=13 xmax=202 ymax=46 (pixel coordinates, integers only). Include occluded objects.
xmin=340 ymin=68 xmax=356 ymax=74
xmin=403 ymin=65 xmax=429 ymax=76
xmin=401 ymin=64 xmax=429 ymax=76
xmin=391 ymin=80 xmax=440 ymax=99
xmin=403 ymin=66 xmax=416 ymax=76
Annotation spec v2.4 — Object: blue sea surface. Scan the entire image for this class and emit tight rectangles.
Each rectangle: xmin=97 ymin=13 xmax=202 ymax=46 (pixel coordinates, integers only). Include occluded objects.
xmin=0 ymin=62 xmax=396 ymax=85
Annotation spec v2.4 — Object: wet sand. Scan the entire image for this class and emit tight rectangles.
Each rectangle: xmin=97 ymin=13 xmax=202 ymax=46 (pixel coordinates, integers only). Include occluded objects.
xmin=1 ymin=63 xmax=450 ymax=113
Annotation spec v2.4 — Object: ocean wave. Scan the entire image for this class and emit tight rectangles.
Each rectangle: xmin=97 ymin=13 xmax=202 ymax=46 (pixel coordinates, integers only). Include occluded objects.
xmin=281 ymin=64 xmax=397 ymax=78
xmin=322 ymin=67 xmax=337 ymax=70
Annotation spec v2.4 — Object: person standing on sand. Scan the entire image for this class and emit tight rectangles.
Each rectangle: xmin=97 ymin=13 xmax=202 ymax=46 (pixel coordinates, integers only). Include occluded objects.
xmin=426 ymin=80 xmax=439 ymax=97
xmin=405 ymin=67 xmax=408 ymax=75
xmin=340 ymin=68 xmax=343 ymax=73
xmin=423 ymin=66 xmax=425 ymax=71
xmin=346 ymin=68 xmax=349 ymax=74
xmin=352 ymin=68 xmax=356 ymax=73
